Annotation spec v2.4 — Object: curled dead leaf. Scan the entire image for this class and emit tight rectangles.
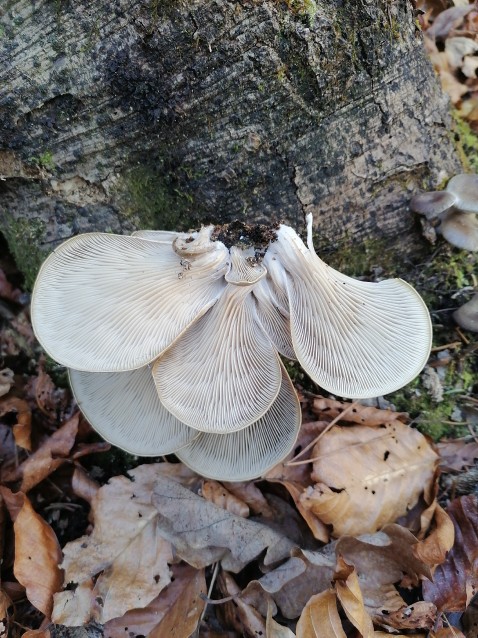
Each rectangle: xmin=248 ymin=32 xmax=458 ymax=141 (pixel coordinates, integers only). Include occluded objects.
xmin=201 ymin=480 xmax=250 ymax=517
xmin=0 ymin=396 xmax=31 ymax=451
xmin=18 ymin=413 xmax=80 ymax=492
xmin=2 ymin=489 xmax=62 ymax=617
xmin=334 ymin=557 xmax=374 ymax=638
xmin=296 ymin=590 xmax=345 ymax=638
xmin=423 ymin=494 xmax=478 ymax=611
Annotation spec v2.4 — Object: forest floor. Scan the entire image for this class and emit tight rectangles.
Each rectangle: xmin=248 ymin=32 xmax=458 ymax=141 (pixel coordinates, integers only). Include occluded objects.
xmin=2 ymin=2 xmax=478 ymax=637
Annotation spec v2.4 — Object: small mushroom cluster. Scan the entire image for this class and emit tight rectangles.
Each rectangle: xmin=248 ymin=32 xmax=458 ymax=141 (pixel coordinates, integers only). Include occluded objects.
xmin=411 ymin=173 xmax=478 ymax=251
xmin=31 ymin=214 xmax=432 ymax=480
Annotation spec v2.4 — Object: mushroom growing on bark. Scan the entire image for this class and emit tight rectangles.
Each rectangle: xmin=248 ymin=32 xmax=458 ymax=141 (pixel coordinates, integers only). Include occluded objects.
xmin=453 ymin=293 xmax=478 ymax=332
xmin=411 ymin=173 xmax=478 ymax=250
xmin=31 ymin=215 xmax=432 ymax=480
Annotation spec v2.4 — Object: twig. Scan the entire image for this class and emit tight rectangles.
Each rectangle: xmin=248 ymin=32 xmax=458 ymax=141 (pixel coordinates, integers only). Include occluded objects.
xmin=192 ymin=562 xmax=221 ymax=637
xmin=430 ymin=342 xmax=462 ymax=352
xmin=287 ymin=401 xmax=359 ymax=465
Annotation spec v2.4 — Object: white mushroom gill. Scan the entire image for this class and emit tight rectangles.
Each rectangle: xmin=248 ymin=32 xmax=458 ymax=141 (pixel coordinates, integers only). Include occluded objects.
xmin=153 ymin=248 xmax=283 ymax=433
xmin=267 ymin=215 xmax=432 ymax=399
xmin=31 ymin=217 xmax=432 ymax=480
xmin=32 ymin=229 xmax=229 ymax=372
xmin=175 ymin=362 xmax=301 ymax=481
xmin=69 ymin=366 xmax=197 ymax=456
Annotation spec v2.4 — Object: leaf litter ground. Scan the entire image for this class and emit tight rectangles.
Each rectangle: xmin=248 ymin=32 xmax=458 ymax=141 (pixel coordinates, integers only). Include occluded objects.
xmin=0 ymin=222 xmax=478 ymax=637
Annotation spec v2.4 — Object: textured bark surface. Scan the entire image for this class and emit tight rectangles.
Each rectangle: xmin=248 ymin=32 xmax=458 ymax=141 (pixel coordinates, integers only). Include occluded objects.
xmin=0 ymin=0 xmax=462 ymax=286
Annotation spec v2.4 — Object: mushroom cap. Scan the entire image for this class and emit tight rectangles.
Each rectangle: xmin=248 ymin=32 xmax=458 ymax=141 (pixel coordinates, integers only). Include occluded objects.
xmin=266 ymin=214 xmax=432 ymax=399
xmin=31 ymin=232 xmax=229 ymax=371
xmin=69 ymin=366 xmax=197 ymax=455
xmin=131 ymin=230 xmax=180 ymax=242
xmin=439 ymin=210 xmax=478 ymax=251
xmin=410 ymin=191 xmax=456 ymax=219
xmin=453 ymin=293 xmax=478 ymax=332
xmin=176 ymin=362 xmax=301 ymax=481
xmin=153 ymin=281 xmax=282 ymax=433
xmin=446 ymin=173 xmax=478 ymax=213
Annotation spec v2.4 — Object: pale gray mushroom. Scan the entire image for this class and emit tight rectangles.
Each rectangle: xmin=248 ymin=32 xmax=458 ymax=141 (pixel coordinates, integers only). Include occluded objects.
xmin=265 ymin=214 xmax=432 ymax=399
xmin=410 ymin=190 xmax=456 ymax=220
xmin=69 ymin=366 xmax=197 ymax=455
xmin=446 ymin=173 xmax=478 ymax=214
xmin=453 ymin=293 xmax=478 ymax=332
xmin=31 ymin=227 xmax=229 ymax=372
xmin=153 ymin=248 xmax=282 ymax=433
xmin=439 ymin=209 xmax=478 ymax=251
xmin=176 ymin=363 xmax=300 ymax=481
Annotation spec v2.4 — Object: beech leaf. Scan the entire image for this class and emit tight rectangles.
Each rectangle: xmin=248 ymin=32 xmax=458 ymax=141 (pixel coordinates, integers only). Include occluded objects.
xmin=300 ymin=422 xmax=439 ymax=536
xmin=2 ymin=489 xmax=62 ymax=617
xmin=334 ymin=557 xmax=374 ymax=638
xmin=296 ymin=590 xmax=346 ymax=638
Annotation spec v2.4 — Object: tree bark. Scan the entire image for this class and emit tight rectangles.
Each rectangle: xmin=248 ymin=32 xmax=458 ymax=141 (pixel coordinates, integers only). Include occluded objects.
xmin=0 ymin=0 xmax=462 ymax=286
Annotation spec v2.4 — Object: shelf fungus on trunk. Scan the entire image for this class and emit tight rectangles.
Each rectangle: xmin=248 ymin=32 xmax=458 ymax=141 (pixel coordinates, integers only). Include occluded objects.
xmin=31 ymin=215 xmax=432 ymax=481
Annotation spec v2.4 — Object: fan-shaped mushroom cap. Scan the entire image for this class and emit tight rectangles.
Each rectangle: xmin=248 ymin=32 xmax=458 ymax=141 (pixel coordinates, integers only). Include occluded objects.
xmin=446 ymin=173 xmax=478 ymax=213
xmin=176 ymin=363 xmax=300 ymax=481
xmin=453 ymin=293 xmax=478 ymax=332
xmin=69 ymin=366 xmax=197 ymax=455
xmin=32 ymin=233 xmax=229 ymax=371
xmin=439 ymin=210 xmax=478 ymax=251
xmin=153 ymin=251 xmax=282 ymax=433
xmin=410 ymin=191 xmax=456 ymax=219
xmin=268 ymin=214 xmax=432 ymax=399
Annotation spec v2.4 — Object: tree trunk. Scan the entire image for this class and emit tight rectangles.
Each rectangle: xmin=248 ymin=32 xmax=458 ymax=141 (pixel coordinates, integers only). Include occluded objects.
xmin=0 ymin=0 xmax=462 ymax=287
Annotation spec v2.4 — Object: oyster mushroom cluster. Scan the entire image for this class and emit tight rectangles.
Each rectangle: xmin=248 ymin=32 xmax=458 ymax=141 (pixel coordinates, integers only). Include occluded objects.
xmin=31 ymin=215 xmax=432 ymax=480
xmin=411 ymin=173 xmax=478 ymax=251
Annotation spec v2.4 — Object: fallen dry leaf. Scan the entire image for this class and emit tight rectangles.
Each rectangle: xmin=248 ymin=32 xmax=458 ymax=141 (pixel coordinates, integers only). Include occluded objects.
xmin=152 ymin=473 xmax=294 ymax=572
xmin=386 ymin=602 xmax=437 ymax=631
xmin=437 ymin=439 xmax=478 ymax=472
xmin=71 ymin=466 xmax=100 ymax=507
xmin=266 ymin=601 xmax=295 ymax=637
xmin=52 ymin=465 xmax=174 ymax=625
xmin=103 ymin=564 xmax=205 ymax=638
xmin=0 ymin=396 xmax=31 ymax=451
xmin=242 ymin=548 xmax=335 ymax=619
xmin=334 ymin=557 xmax=374 ymax=638
xmin=311 ymin=397 xmax=407 ymax=426
xmin=413 ymin=504 xmax=454 ymax=566
xmin=423 ymin=494 xmax=478 ymax=611
xmin=296 ymin=590 xmax=345 ymax=638
xmin=19 ymin=413 xmax=80 ymax=492
xmin=223 ymin=481 xmax=275 ymax=517
xmin=2 ymin=489 xmax=62 ymax=617
xmin=201 ymin=480 xmax=250 ymax=517
xmin=219 ymin=572 xmax=267 ymax=638
xmin=300 ymin=422 xmax=439 ymax=536
xmin=0 ymin=590 xmax=11 ymax=638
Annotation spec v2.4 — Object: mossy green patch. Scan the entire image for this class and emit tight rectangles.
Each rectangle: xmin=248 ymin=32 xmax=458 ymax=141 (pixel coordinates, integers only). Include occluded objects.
xmin=2 ymin=214 xmax=47 ymax=290
xmin=116 ymin=165 xmax=197 ymax=232
xmin=451 ymin=111 xmax=478 ymax=173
